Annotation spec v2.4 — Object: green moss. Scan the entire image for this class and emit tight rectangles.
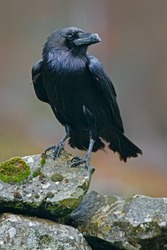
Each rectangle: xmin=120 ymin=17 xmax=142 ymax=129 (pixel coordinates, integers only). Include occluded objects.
xmin=14 ymin=202 xmax=24 ymax=209
xmin=59 ymin=196 xmax=83 ymax=210
xmin=25 ymin=201 xmax=39 ymax=209
xmin=32 ymin=167 xmax=42 ymax=178
xmin=51 ymin=173 xmax=64 ymax=182
xmin=39 ymin=234 xmax=52 ymax=245
xmin=45 ymin=197 xmax=83 ymax=217
xmin=40 ymin=154 xmax=46 ymax=166
xmin=0 ymin=157 xmax=31 ymax=184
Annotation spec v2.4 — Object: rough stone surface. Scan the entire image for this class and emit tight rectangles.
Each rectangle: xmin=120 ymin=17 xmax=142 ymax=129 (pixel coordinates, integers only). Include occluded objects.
xmin=71 ymin=191 xmax=167 ymax=250
xmin=0 ymin=213 xmax=91 ymax=250
xmin=1 ymin=153 xmax=167 ymax=249
xmin=0 ymin=152 xmax=92 ymax=222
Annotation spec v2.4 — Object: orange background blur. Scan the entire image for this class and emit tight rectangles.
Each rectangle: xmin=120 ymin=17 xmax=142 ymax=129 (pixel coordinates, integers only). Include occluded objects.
xmin=0 ymin=0 xmax=167 ymax=197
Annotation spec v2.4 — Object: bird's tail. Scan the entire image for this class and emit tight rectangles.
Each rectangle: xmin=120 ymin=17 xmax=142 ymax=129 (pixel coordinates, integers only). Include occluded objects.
xmin=108 ymin=129 xmax=142 ymax=162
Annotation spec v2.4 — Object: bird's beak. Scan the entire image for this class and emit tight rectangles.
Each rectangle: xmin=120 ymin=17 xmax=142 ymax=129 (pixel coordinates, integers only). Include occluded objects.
xmin=73 ymin=32 xmax=101 ymax=46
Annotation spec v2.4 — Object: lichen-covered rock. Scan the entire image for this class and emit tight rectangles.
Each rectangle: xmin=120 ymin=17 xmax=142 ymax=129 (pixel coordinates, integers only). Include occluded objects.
xmin=0 ymin=151 xmax=93 ymax=222
xmin=0 ymin=213 xmax=91 ymax=250
xmin=71 ymin=191 xmax=167 ymax=250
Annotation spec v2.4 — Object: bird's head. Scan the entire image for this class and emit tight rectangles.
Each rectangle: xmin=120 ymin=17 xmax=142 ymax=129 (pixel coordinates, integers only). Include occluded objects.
xmin=43 ymin=27 xmax=101 ymax=56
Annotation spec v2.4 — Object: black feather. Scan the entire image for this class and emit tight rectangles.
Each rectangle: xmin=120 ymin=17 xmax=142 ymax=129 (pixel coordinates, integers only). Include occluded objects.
xmin=32 ymin=27 xmax=142 ymax=162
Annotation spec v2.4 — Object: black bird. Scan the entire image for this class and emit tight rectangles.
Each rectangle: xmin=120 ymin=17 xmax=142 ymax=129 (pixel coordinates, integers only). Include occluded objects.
xmin=32 ymin=27 xmax=142 ymax=168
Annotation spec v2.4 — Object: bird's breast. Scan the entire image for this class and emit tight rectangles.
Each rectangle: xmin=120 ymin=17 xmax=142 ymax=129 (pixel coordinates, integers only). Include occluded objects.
xmin=44 ymin=53 xmax=105 ymax=127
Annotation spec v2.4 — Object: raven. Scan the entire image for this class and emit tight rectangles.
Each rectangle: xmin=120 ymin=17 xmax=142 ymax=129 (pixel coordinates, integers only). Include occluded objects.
xmin=32 ymin=27 xmax=142 ymax=167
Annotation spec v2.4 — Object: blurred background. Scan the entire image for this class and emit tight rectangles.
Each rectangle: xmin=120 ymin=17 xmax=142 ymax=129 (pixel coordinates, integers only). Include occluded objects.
xmin=0 ymin=0 xmax=167 ymax=197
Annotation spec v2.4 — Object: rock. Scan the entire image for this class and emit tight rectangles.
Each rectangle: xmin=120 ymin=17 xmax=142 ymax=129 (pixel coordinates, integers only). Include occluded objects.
xmin=1 ymin=153 xmax=167 ymax=249
xmin=71 ymin=191 xmax=167 ymax=250
xmin=0 ymin=151 xmax=93 ymax=222
xmin=0 ymin=213 xmax=92 ymax=250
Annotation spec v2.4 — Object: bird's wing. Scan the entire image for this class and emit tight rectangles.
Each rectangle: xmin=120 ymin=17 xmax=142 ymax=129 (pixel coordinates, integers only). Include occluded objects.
xmin=32 ymin=60 xmax=49 ymax=103
xmin=88 ymin=55 xmax=124 ymax=133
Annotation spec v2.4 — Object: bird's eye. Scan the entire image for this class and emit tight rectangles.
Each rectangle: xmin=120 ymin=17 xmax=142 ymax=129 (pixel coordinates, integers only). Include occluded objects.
xmin=67 ymin=34 xmax=73 ymax=40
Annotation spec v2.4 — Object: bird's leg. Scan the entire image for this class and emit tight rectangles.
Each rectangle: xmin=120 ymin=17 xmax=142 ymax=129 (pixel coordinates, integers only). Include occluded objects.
xmin=71 ymin=132 xmax=95 ymax=172
xmin=44 ymin=125 xmax=70 ymax=159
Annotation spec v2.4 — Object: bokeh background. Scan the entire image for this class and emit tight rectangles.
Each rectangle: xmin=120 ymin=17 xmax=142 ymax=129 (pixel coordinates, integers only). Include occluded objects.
xmin=0 ymin=0 xmax=167 ymax=197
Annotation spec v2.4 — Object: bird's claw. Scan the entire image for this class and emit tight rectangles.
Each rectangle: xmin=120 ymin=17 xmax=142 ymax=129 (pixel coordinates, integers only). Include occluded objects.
xmin=71 ymin=156 xmax=93 ymax=169
xmin=44 ymin=145 xmax=56 ymax=154
xmin=71 ymin=156 xmax=87 ymax=167
xmin=71 ymin=156 xmax=82 ymax=163
xmin=71 ymin=156 xmax=95 ymax=175
xmin=44 ymin=142 xmax=64 ymax=159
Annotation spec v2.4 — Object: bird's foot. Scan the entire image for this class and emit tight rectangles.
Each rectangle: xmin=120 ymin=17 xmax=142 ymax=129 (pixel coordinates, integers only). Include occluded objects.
xmin=71 ymin=156 xmax=86 ymax=166
xmin=44 ymin=142 xmax=64 ymax=160
xmin=71 ymin=156 xmax=95 ymax=175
